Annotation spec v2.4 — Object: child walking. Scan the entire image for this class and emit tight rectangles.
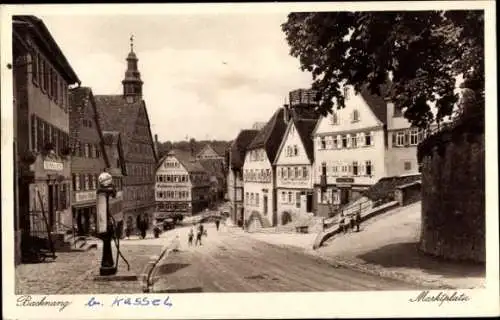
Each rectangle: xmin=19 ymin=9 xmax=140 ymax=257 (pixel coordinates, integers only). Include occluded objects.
xmin=188 ymin=228 xmax=194 ymax=246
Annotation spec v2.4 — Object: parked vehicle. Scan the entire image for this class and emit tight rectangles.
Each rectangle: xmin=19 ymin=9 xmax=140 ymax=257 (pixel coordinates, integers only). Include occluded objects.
xmin=163 ymin=218 xmax=175 ymax=231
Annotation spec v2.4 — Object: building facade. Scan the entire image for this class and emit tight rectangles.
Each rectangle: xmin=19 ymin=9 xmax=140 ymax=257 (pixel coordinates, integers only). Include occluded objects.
xmin=13 ymin=15 xmax=80 ymax=262
xmin=243 ymin=108 xmax=288 ymax=230
xmin=312 ymin=84 xmax=424 ymax=217
xmin=101 ymin=131 xmax=126 ymax=236
xmin=95 ymin=40 xmax=157 ymax=231
xmin=69 ymin=87 xmax=111 ymax=236
xmin=274 ymin=117 xmax=318 ymax=226
xmin=227 ymin=129 xmax=259 ymax=226
xmin=155 ymin=150 xmax=210 ymax=221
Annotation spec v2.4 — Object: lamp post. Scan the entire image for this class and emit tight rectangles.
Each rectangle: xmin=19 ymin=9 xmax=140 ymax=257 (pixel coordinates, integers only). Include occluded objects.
xmin=96 ymin=172 xmax=117 ymax=276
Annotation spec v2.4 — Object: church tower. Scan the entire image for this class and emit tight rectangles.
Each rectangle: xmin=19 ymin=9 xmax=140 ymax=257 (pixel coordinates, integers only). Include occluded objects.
xmin=122 ymin=35 xmax=143 ymax=102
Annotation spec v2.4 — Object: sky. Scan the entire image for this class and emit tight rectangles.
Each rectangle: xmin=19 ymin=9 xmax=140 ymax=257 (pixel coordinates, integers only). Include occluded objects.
xmin=39 ymin=14 xmax=313 ymax=142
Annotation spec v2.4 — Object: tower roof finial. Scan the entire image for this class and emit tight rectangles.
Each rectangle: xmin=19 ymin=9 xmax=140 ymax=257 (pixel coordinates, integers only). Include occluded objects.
xmin=130 ymin=34 xmax=134 ymax=52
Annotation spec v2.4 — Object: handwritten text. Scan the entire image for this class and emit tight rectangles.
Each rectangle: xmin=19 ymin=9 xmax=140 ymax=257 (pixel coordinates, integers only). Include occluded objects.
xmin=409 ymin=290 xmax=470 ymax=306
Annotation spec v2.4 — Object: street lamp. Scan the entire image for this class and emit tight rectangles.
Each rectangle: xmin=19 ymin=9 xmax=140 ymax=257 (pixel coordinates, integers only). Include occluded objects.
xmin=96 ymin=172 xmax=117 ymax=276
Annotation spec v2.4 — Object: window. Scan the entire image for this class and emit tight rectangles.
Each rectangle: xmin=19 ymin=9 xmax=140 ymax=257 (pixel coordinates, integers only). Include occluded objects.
xmin=320 ymin=137 xmax=326 ymax=149
xmin=351 ymin=134 xmax=357 ymax=148
xmin=81 ymin=174 xmax=88 ymax=190
xmin=251 ymin=193 xmax=255 ymax=205
xmin=84 ymin=143 xmax=90 ymax=157
xmin=404 ymin=161 xmax=412 ymax=171
xmin=31 ymin=115 xmax=37 ymax=151
xmin=41 ymin=60 xmax=48 ymax=91
xmin=263 ymin=195 xmax=268 ymax=214
xmin=365 ymin=132 xmax=372 ymax=146
xmin=288 ymin=192 xmax=292 ymax=203
xmin=293 ymin=145 xmax=298 ymax=156
xmin=296 ymin=192 xmax=301 ymax=208
xmin=365 ymin=160 xmax=373 ymax=176
xmin=256 ymin=193 xmax=260 ymax=206
xmin=321 ymin=162 xmax=327 ymax=176
xmin=294 ymin=167 xmax=299 ymax=179
xmin=353 ymin=161 xmax=359 ymax=176
xmin=409 ymin=128 xmax=419 ymax=145
xmin=352 ymin=110 xmax=360 ymax=122
xmin=32 ymin=53 xmax=39 ymax=84
xmin=342 ymin=135 xmax=348 ymax=148
xmin=287 ymin=167 xmax=292 ymax=179
xmin=396 ymin=132 xmax=405 ymax=146
xmin=302 ymin=166 xmax=308 ymax=178
xmin=330 ymin=112 xmax=339 ymax=125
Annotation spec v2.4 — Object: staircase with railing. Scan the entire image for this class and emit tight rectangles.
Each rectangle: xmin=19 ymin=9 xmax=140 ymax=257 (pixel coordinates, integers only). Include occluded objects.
xmin=321 ymin=197 xmax=374 ymax=231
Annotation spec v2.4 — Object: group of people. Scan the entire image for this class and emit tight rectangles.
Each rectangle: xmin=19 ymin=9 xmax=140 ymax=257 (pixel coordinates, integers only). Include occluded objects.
xmin=187 ymin=217 xmax=223 ymax=246
xmin=188 ymin=223 xmax=206 ymax=246
xmin=338 ymin=211 xmax=361 ymax=233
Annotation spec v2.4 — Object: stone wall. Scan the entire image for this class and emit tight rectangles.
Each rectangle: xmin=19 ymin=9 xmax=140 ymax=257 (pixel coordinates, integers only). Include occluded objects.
xmin=418 ymin=118 xmax=485 ymax=263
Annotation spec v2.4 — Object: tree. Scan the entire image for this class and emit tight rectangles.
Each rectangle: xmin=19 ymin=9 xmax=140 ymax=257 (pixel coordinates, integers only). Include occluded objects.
xmin=281 ymin=10 xmax=484 ymax=128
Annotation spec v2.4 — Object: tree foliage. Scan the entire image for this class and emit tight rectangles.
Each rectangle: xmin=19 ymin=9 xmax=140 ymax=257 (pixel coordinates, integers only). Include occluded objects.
xmin=281 ymin=10 xmax=484 ymax=128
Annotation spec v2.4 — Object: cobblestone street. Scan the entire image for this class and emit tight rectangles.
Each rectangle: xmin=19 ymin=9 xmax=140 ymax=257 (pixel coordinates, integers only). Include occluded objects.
xmin=15 ymin=242 xmax=164 ymax=295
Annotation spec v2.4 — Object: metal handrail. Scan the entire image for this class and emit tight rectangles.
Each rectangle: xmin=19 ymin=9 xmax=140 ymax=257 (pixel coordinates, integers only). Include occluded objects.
xmin=322 ymin=197 xmax=373 ymax=230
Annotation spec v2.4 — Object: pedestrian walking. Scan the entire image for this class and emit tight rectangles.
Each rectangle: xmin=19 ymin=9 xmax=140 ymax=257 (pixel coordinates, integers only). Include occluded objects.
xmin=195 ymin=224 xmax=203 ymax=246
xmin=188 ymin=228 xmax=194 ymax=246
xmin=355 ymin=212 xmax=361 ymax=232
xmin=215 ymin=219 xmax=220 ymax=231
xmin=349 ymin=215 xmax=355 ymax=231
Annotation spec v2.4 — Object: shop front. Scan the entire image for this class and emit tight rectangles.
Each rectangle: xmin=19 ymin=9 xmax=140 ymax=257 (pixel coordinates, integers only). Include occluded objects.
xmin=19 ymin=151 xmax=72 ymax=260
xmin=72 ymin=190 xmax=97 ymax=236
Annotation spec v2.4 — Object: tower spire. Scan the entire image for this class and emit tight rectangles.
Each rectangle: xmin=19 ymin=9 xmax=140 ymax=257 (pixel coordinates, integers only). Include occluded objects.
xmin=122 ymin=35 xmax=143 ymax=101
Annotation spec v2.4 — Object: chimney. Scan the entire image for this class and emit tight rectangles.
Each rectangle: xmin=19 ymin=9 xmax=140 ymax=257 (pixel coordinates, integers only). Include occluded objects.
xmin=283 ymin=104 xmax=290 ymax=123
xmin=154 ymin=134 xmax=159 ymax=156
xmin=283 ymin=95 xmax=290 ymax=123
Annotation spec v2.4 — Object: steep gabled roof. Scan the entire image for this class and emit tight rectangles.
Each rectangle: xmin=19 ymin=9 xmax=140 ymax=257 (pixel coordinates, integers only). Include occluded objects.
xmin=358 ymin=81 xmax=394 ymax=125
xmin=274 ymin=117 xmax=318 ymax=165
xmin=94 ymin=95 xmax=157 ymax=163
xmin=294 ymin=118 xmax=319 ymax=162
xmin=94 ymin=95 xmax=141 ymax=158
xmin=198 ymin=158 xmax=226 ymax=179
xmin=230 ymin=129 xmax=259 ymax=169
xmin=102 ymin=130 xmax=127 ymax=176
xmin=158 ymin=149 xmax=207 ymax=173
xmin=69 ymin=86 xmax=110 ymax=168
xmin=13 ymin=15 xmax=80 ymax=85
xmin=247 ymin=108 xmax=287 ymax=163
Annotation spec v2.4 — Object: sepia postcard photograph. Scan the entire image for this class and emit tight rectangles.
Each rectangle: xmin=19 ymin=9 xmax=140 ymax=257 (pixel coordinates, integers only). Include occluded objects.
xmin=1 ymin=1 xmax=499 ymax=319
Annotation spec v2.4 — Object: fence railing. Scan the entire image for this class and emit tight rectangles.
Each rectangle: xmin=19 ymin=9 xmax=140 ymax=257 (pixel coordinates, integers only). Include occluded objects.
xmin=322 ymin=197 xmax=373 ymax=231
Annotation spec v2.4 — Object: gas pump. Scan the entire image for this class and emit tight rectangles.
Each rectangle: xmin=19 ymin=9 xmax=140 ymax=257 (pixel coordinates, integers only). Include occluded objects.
xmin=96 ymin=172 xmax=129 ymax=276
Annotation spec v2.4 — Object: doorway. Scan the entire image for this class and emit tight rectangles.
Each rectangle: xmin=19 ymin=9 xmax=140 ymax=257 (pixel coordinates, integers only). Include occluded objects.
xmin=340 ymin=188 xmax=350 ymax=205
xmin=47 ymin=185 xmax=55 ymax=231
xmin=306 ymin=193 xmax=313 ymax=212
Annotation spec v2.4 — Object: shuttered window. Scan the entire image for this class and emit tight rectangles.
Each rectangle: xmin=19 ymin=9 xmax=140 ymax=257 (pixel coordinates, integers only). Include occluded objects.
xmin=37 ymin=119 xmax=44 ymax=150
xmin=31 ymin=114 xmax=37 ymax=151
